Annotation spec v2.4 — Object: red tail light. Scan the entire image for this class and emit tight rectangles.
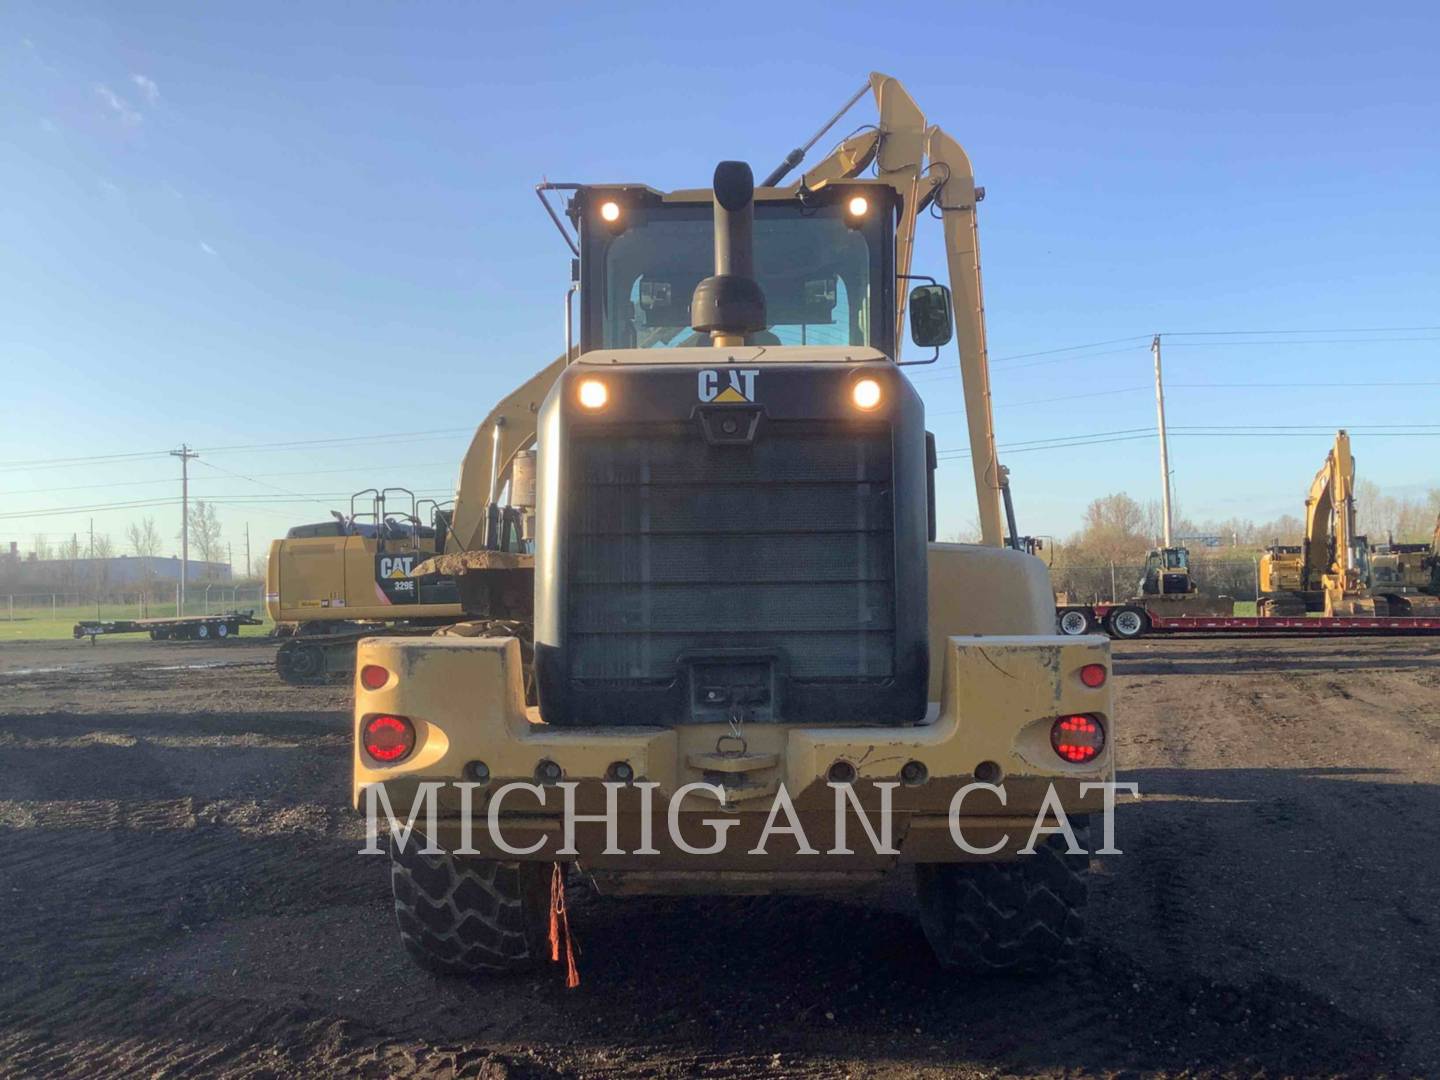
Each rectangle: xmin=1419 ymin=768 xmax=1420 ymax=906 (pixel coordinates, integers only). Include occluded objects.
xmin=1079 ymin=663 xmax=1107 ymax=688
xmin=1051 ymin=714 xmax=1105 ymax=764
xmin=362 ymin=714 xmax=415 ymax=764
xmin=359 ymin=664 xmax=390 ymax=691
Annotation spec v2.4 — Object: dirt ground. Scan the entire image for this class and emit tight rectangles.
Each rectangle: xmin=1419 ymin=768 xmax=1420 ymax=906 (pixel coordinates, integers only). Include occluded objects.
xmin=0 ymin=632 xmax=1436 ymax=1078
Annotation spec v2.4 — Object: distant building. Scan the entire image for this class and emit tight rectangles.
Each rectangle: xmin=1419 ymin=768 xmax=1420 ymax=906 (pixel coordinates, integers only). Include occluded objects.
xmin=0 ymin=545 xmax=230 ymax=590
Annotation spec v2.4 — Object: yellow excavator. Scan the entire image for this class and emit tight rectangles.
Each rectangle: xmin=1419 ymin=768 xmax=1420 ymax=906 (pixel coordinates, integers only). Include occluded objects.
xmin=1259 ymin=430 xmax=1389 ymax=616
xmin=353 ymin=74 xmax=1113 ymax=977
xmin=265 ymin=488 xmax=467 ymax=683
xmin=1366 ymin=513 xmax=1440 ymax=615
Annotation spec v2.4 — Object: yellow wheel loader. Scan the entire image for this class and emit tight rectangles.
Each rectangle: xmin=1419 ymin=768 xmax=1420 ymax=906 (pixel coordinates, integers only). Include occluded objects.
xmin=353 ymin=75 xmax=1115 ymax=978
xmin=265 ymin=488 xmax=470 ymax=684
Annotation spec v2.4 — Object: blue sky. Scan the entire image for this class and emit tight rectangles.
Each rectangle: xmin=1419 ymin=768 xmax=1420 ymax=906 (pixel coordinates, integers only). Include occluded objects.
xmin=3 ymin=1 xmax=1438 ymax=565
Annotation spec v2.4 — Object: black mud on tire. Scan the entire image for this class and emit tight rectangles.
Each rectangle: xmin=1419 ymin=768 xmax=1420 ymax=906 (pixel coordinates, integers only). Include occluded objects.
xmin=915 ymin=823 xmax=1090 ymax=974
xmin=389 ymin=841 xmax=550 ymax=976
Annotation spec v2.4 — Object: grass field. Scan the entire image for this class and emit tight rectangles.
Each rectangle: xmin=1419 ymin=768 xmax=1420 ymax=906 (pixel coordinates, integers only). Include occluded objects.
xmin=1 ymin=602 xmax=273 ymax=642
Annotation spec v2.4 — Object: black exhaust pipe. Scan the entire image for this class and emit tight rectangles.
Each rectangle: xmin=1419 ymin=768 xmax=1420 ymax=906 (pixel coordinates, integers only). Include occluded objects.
xmin=691 ymin=161 xmax=767 ymax=347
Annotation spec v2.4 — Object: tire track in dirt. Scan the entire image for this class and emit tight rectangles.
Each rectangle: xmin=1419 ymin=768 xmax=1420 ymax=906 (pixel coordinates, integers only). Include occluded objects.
xmin=0 ymin=637 xmax=1431 ymax=1076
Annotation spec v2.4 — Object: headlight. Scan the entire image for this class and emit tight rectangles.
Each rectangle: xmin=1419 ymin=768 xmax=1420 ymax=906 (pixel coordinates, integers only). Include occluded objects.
xmin=577 ymin=378 xmax=609 ymax=410
xmin=851 ymin=378 xmax=882 ymax=411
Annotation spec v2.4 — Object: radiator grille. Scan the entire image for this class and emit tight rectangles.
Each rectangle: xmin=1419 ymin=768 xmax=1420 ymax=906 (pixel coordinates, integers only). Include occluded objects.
xmin=567 ymin=422 xmax=895 ymax=682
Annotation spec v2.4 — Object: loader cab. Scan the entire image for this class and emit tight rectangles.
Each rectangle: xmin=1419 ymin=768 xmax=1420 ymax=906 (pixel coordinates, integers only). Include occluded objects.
xmin=572 ymin=181 xmax=900 ymax=359
xmin=534 ymin=173 xmax=930 ymax=729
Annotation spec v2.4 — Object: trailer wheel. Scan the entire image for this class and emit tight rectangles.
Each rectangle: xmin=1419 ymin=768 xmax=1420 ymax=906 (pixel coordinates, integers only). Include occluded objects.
xmin=389 ymin=839 xmax=549 ymax=976
xmin=915 ymin=821 xmax=1090 ymax=974
xmin=195 ymin=623 xmax=210 ymax=641
xmin=1107 ymin=607 xmax=1148 ymax=639
xmin=1058 ymin=609 xmax=1093 ymax=636
xmin=215 ymin=622 xmax=229 ymax=639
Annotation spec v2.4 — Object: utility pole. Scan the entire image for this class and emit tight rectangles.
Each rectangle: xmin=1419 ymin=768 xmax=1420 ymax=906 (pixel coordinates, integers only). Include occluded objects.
xmin=244 ymin=523 xmax=251 ymax=582
xmin=90 ymin=518 xmax=98 ymax=619
xmin=170 ymin=444 xmax=199 ymax=614
xmin=1152 ymin=334 xmax=1174 ymax=549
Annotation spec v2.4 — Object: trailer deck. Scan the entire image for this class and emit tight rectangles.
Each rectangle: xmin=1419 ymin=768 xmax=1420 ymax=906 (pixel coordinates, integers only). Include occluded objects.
xmin=73 ymin=610 xmax=262 ymax=644
xmin=1059 ymin=602 xmax=1440 ymax=639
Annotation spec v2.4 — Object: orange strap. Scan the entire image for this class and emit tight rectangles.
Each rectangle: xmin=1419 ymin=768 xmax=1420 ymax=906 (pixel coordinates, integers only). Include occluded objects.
xmin=548 ymin=862 xmax=580 ymax=988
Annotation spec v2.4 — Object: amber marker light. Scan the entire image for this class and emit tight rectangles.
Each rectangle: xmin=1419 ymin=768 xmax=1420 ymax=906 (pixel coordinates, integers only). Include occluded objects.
xmin=599 ymin=200 xmax=621 ymax=223
xmin=847 ymin=195 xmax=869 ymax=217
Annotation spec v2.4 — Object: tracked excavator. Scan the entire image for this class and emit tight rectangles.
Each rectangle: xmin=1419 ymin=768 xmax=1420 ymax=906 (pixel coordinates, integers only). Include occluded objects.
xmin=1258 ymin=430 xmax=1401 ymax=616
xmin=353 ymin=74 xmax=1114 ymax=977
xmin=265 ymin=488 xmax=468 ymax=683
xmin=1365 ymin=513 xmax=1440 ymax=615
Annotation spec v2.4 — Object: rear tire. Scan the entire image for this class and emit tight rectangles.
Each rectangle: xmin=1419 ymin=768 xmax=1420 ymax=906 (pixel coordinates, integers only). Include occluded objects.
xmin=389 ymin=840 xmax=550 ymax=976
xmin=195 ymin=623 xmax=210 ymax=640
xmin=276 ymin=641 xmax=326 ymax=685
xmin=1057 ymin=608 xmax=1093 ymax=636
xmin=216 ymin=622 xmax=229 ymax=639
xmin=915 ymin=823 xmax=1090 ymax=974
xmin=1106 ymin=606 xmax=1148 ymax=639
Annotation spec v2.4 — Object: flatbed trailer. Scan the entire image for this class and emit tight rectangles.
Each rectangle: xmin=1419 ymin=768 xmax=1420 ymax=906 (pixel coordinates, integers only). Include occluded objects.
xmin=1058 ymin=602 xmax=1440 ymax=640
xmin=73 ymin=610 xmax=262 ymax=644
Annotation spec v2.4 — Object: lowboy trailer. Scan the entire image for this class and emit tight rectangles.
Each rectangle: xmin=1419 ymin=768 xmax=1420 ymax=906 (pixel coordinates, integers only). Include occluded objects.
xmin=1058 ymin=602 xmax=1440 ymax=640
xmin=73 ymin=609 xmax=262 ymax=644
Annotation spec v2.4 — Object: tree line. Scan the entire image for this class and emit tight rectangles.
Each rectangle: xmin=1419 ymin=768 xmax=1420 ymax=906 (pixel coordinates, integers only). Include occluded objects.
xmin=5 ymin=502 xmax=268 ymax=594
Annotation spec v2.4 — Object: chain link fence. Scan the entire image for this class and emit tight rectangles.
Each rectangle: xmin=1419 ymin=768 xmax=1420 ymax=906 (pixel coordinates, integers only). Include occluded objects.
xmin=3 ymin=586 xmax=265 ymax=622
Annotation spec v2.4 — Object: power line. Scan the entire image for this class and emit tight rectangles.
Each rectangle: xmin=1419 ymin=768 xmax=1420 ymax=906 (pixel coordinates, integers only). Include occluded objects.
xmin=940 ymin=432 xmax=1157 ymax=459
xmin=0 ymin=449 xmax=173 ymax=473
xmin=975 ymin=385 xmax=1151 ymax=412
xmin=0 ymin=428 xmax=476 ymax=474
xmin=988 ymin=335 xmax=1153 ymax=364
xmin=197 ymin=427 xmax=473 ymax=454
xmin=910 ymin=343 xmax=1150 ymax=383
xmin=1163 ymin=325 xmax=1440 ymax=336
xmin=1163 ymin=336 xmax=1440 ymax=347
xmin=1170 ymin=423 xmax=1440 ymax=431
xmin=0 ymin=460 xmax=461 ymax=498
xmin=1170 ymin=380 xmax=1440 ymax=388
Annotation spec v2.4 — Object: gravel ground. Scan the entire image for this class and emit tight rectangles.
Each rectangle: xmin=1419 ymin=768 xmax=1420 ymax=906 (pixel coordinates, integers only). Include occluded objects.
xmin=0 ymin=633 xmax=1436 ymax=1078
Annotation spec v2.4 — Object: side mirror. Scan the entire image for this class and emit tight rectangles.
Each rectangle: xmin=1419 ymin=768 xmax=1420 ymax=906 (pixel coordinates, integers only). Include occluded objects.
xmin=909 ymin=284 xmax=954 ymax=348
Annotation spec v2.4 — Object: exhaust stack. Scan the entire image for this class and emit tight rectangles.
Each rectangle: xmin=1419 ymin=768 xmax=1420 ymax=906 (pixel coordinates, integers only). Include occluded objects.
xmin=691 ymin=161 xmax=767 ymax=347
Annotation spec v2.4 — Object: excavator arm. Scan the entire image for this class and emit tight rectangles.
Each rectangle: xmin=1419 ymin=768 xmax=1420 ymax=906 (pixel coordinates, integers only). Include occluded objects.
xmin=1300 ymin=430 xmax=1357 ymax=593
xmin=782 ymin=74 xmax=1005 ymax=545
xmin=446 ymin=353 xmax=565 ymax=553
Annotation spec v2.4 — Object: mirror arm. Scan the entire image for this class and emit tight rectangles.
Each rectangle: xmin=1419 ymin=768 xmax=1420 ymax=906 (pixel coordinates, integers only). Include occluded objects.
xmin=897 ymin=347 xmax=939 ymax=367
